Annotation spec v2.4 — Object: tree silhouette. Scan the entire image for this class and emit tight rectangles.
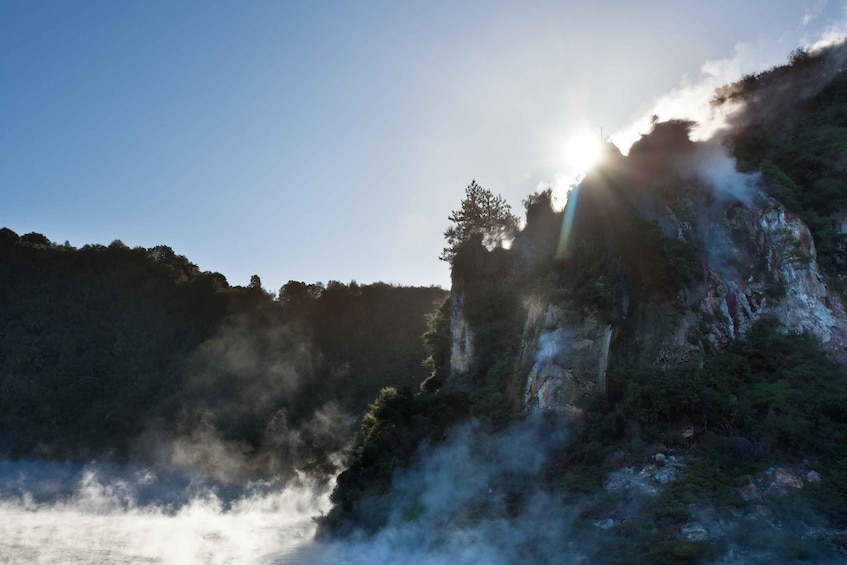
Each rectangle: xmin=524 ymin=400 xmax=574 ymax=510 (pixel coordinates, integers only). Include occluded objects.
xmin=440 ymin=180 xmax=519 ymax=265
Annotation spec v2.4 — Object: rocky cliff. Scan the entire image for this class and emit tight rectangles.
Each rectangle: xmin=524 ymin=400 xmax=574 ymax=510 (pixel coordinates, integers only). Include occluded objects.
xmin=449 ymin=285 xmax=475 ymax=375
xmin=449 ymin=123 xmax=847 ymax=416
xmin=323 ymin=46 xmax=847 ymax=562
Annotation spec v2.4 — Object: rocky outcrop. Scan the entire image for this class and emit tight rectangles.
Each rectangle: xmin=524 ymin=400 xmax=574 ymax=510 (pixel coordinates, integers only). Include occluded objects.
xmin=449 ymin=284 xmax=474 ymax=375
xmin=517 ymin=189 xmax=847 ymax=413
xmin=442 ymin=135 xmax=847 ymax=414
xmin=694 ymin=194 xmax=843 ymax=347
xmin=520 ymin=302 xmax=612 ymax=415
xmin=592 ymin=452 xmax=838 ymax=559
xmin=604 ymin=453 xmax=687 ymax=495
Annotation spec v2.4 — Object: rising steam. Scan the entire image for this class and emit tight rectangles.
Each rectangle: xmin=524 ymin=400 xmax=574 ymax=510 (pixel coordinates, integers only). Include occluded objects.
xmin=130 ymin=312 xmax=355 ymax=486
xmin=0 ymin=460 xmax=329 ymax=564
xmin=612 ymin=29 xmax=847 ymax=152
xmin=301 ymin=416 xmax=588 ymax=565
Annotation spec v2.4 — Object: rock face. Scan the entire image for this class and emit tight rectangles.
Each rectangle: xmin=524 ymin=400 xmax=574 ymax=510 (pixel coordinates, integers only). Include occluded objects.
xmin=520 ymin=301 xmax=612 ymax=415
xmin=651 ymin=188 xmax=847 ymax=352
xmin=446 ymin=186 xmax=847 ymax=412
xmin=449 ymin=284 xmax=474 ymax=376
xmin=444 ymin=130 xmax=847 ymax=413
xmin=513 ymin=189 xmax=847 ymax=413
xmin=694 ymin=194 xmax=842 ymax=347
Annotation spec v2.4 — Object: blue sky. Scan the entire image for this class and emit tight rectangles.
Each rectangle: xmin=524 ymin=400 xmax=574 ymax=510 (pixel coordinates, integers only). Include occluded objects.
xmin=2 ymin=1 xmax=845 ymax=290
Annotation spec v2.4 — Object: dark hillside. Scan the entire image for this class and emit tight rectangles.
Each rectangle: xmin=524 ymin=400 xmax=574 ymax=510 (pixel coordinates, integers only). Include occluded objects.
xmin=720 ymin=41 xmax=847 ymax=275
xmin=0 ymin=229 xmax=445 ymax=479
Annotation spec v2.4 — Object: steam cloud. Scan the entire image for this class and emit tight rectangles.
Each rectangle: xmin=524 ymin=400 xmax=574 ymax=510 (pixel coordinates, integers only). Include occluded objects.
xmin=297 ymin=416 xmax=588 ymax=565
xmin=611 ymin=27 xmax=847 ymax=153
xmin=132 ymin=313 xmax=355 ymax=486
xmin=680 ymin=141 xmax=759 ymax=206
xmin=0 ymin=460 xmax=329 ymax=564
xmin=0 ymin=418 xmax=579 ymax=565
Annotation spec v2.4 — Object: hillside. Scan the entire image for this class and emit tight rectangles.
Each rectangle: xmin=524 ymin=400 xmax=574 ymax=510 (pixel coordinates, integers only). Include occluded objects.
xmin=321 ymin=42 xmax=847 ymax=563
xmin=0 ymin=229 xmax=446 ymax=481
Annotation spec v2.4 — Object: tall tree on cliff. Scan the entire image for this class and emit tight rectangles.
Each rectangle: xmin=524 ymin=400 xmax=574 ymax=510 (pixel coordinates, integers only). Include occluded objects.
xmin=440 ymin=180 xmax=519 ymax=265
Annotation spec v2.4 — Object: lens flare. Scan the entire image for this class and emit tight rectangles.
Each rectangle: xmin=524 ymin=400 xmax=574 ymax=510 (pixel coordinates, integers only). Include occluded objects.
xmin=556 ymin=184 xmax=580 ymax=259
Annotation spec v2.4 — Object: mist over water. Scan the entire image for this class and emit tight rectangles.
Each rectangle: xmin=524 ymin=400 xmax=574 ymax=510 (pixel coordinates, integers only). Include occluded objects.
xmin=0 ymin=460 xmax=328 ymax=564
xmin=0 ymin=417 xmax=577 ymax=565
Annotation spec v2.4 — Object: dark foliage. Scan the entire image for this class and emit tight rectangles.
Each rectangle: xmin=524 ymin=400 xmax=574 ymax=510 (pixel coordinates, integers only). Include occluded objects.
xmin=544 ymin=318 xmax=847 ymax=563
xmin=320 ymin=387 xmax=470 ymax=536
xmin=440 ymin=180 xmax=519 ymax=265
xmin=421 ymin=296 xmax=451 ymax=393
xmin=613 ymin=319 xmax=847 ymax=472
xmin=0 ymin=228 xmax=446 ymax=474
xmin=721 ymin=41 xmax=847 ymax=273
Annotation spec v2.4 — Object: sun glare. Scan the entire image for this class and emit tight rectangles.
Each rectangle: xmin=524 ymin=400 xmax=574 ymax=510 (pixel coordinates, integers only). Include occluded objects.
xmin=563 ymin=130 xmax=603 ymax=175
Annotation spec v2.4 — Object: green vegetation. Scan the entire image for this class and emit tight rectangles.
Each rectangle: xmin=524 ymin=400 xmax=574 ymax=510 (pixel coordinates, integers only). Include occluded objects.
xmin=420 ymin=295 xmax=451 ymax=393
xmin=321 ymin=185 xmax=527 ymax=534
xmin=0 ymin=228 xmax=445 ymax=473
xmin=721 ymin=43 xmax=847 ymax=274
xmin=440 ymin=179 xmax=519 ymax=265
xmin=321 ymin=386 xmax=470 ymax=535
xmin=557 ymin=319 xmax=847 ymax=562
xmin=609 ymin=320 xmax=847 ymax=468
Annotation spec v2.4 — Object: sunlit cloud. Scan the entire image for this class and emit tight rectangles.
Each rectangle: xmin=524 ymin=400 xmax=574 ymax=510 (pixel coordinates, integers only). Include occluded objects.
xmin=805 ymin=16 xmax=847 ymax=51
xmin=610 ymin=41 xmax=779 ymax=152
xmin=610 ymin=19 xmax=847 ymax=153
xmin=535 ymin=174 xmax=578 ymax=211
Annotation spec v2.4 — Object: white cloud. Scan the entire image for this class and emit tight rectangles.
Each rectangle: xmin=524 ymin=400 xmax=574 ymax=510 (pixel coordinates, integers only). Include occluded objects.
xmin=610 ymin=21 xmax=847 ymax=153
xmin=610 ymin=41 xmax=778 ymax=152
xmin=805 ymin=17 xmax=847 ymax=51
xmin=803 ymin=0 xmax=828 ymax=26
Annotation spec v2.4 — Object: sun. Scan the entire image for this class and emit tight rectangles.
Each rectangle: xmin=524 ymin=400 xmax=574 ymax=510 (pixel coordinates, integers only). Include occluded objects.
xmin=563 ymin=130 xmax=603 ymax=175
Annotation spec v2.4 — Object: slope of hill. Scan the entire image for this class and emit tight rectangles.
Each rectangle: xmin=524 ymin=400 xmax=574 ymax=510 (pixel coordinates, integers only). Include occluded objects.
xmin=0 ymin=230 xmax=446 ymax=482
xmin=321 ymin=42 xmax=847 ymax=563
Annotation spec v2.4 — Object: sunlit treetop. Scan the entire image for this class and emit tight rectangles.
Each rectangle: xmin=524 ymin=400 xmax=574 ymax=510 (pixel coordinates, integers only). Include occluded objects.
xmin=440 ymin=180 xmax=520 ymax=266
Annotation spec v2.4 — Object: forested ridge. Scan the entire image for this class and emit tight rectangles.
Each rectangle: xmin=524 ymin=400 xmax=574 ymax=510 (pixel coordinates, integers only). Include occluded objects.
xmin=0 ymin=227 xmax=445 ymax=477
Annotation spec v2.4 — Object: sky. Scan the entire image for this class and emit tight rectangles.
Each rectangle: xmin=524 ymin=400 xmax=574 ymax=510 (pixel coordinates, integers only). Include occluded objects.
xmin=2 ymin=1 xmax=846 ymax=290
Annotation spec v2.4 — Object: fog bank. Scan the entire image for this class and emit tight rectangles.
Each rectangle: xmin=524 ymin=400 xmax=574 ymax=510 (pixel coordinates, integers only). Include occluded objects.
xmin=0 ymin=460 xmax=328 ymax=564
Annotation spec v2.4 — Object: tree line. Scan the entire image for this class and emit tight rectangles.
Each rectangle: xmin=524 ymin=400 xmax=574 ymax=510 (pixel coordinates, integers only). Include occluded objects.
xmin=0 ymin=227 xmax=445 ymax=477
